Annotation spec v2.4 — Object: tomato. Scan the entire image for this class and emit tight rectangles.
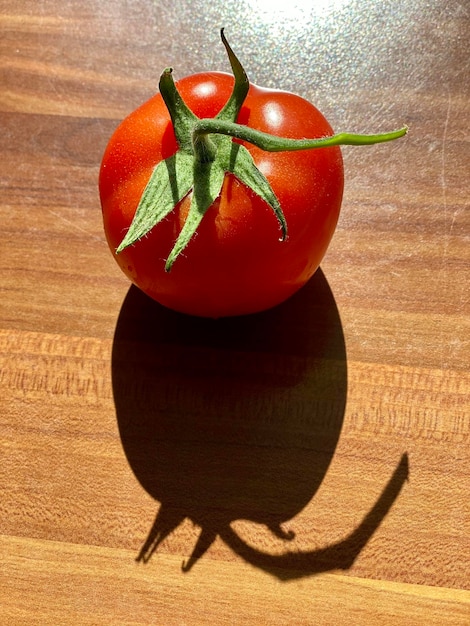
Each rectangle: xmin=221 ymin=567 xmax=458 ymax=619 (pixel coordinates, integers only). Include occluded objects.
xmin=99 ymin=32 xmax=406 ymax=318
xmin=100 ymin=73 xmax=343 ymax=318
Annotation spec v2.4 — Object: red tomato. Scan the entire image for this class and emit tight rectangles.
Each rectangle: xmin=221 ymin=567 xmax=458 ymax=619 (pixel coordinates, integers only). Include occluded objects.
xmin=99 ymin=72 xmax=344 ymax=317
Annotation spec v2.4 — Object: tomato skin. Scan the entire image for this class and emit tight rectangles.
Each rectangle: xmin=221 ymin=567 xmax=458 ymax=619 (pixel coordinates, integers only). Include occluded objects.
xmin=100 ymin=72 xmax=344 ymax=317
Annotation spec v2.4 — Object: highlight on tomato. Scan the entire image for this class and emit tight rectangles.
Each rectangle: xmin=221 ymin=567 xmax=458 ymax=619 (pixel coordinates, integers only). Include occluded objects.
xmin=99 ymin=30 xmax=407 ymax=318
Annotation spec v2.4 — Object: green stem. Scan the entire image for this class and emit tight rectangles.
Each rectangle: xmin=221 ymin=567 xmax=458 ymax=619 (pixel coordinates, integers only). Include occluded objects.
xmin=192 ymin=133 xmax=218 ymax=163
xmin=193 ymin=119 xmax=408 ymax=153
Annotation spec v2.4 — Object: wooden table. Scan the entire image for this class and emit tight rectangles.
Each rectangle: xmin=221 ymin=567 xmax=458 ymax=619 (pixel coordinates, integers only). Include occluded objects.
xmin=1 ymin=1 xmax=469 ymax=624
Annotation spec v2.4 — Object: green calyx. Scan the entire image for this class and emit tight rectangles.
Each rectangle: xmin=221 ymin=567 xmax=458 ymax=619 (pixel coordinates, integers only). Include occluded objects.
xmin=116 ymin=29 xmax=408 ymax=271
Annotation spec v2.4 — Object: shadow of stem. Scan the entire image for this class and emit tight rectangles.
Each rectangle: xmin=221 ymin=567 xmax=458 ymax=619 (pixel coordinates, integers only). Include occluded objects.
xmin=215 ymin=452 xmax=409 ymax=580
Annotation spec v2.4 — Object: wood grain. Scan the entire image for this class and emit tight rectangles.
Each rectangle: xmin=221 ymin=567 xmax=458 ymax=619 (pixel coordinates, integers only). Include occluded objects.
xmin=1 ymin=1 xmax=469 ymax=624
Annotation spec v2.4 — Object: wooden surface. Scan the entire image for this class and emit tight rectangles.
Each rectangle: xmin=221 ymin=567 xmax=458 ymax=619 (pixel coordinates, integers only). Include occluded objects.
xmin=1 ymin=1 xmax=469 ymax=624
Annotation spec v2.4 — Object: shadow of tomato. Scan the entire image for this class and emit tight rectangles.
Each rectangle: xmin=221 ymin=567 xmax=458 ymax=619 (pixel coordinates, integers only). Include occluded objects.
xmin=112 ymin=269 xmax=408 ymax=578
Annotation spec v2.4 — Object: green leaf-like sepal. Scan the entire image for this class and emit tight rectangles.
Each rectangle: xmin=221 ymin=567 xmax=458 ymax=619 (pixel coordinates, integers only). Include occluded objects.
xmin=116 ymin=152 xmax=193 ymax=253
xmin=216 ymin=28 xmax=249 ymax=123
xmin=165 ymin=160 xmax=226 ymax=271
xmin=222 ymin=142 xmax=287 ymax=240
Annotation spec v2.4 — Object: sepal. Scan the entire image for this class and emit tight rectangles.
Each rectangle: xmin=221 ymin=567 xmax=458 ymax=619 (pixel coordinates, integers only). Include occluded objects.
xmin=116 ymin=151 xmax=194 ymax=253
